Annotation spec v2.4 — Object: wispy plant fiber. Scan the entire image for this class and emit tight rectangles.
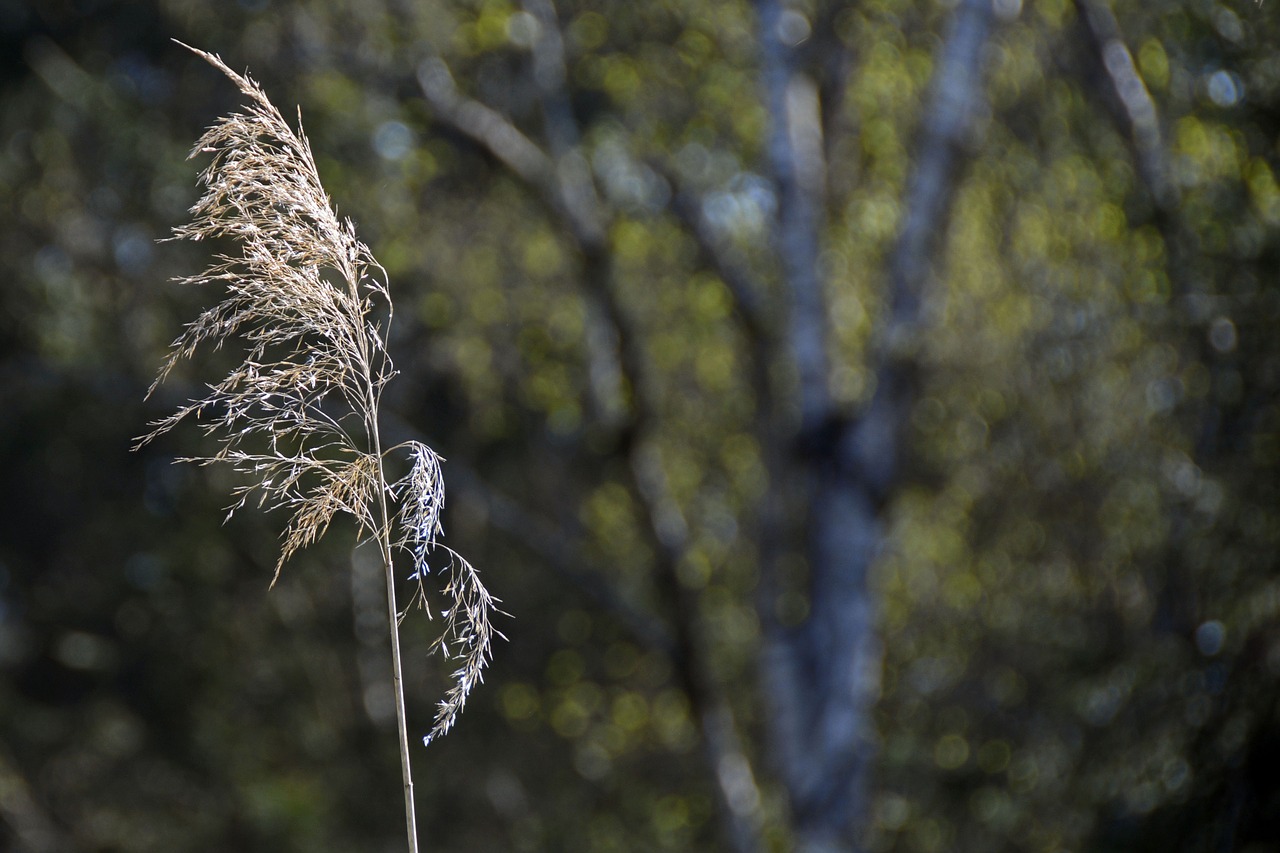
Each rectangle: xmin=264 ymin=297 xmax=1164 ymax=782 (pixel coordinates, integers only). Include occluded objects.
xmin=137 ymin=44 xmax=497 ymax=770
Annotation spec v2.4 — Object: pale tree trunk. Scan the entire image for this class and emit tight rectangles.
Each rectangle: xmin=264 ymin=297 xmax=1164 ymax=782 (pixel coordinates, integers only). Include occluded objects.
xmin=755 ymin=0 xmax=999 ymax=849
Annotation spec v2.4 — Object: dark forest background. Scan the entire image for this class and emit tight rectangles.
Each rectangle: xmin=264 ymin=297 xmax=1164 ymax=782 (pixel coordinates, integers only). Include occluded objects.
xmin=1 ymin=0 xmax=1278 ymax=851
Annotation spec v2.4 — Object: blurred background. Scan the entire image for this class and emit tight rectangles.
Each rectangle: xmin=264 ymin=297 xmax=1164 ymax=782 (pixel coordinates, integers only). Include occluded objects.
xmin=1 ymin=0 xmax=1278 ymax=850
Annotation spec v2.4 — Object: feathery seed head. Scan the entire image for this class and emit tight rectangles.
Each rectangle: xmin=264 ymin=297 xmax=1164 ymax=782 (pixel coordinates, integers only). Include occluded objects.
xmin=139 ymin=43 xmax=498 ymax=745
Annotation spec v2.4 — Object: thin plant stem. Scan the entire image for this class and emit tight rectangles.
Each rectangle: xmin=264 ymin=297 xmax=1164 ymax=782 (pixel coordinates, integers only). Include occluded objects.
xmin=374 ymin=440 xmax=419 ymax=853
xmin=364 ymin=320 xmax=418 ymax=850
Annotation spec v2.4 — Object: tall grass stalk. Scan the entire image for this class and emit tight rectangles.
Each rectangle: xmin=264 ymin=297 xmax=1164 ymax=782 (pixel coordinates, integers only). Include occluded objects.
xmin=137 ymin=44 xmax=499 ymax=851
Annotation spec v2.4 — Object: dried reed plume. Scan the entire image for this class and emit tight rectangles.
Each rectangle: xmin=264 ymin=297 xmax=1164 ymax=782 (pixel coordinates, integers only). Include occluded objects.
xmin=137 ymin=43 xmax=499 ymax=851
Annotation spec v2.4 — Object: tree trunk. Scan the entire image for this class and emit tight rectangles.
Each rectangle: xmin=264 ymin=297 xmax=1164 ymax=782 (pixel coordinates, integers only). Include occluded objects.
xmin=756 ymin=0 xmax=998 ymax=848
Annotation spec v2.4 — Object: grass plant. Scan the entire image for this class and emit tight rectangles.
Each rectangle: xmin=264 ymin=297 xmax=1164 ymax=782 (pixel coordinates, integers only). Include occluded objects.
xmin=137 ymin=44 xmax=499 ymax=852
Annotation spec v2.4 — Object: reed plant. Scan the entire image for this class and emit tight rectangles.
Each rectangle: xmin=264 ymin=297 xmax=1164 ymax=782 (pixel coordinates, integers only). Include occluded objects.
xmin=137 ymin=44 xmax=498 ymax=852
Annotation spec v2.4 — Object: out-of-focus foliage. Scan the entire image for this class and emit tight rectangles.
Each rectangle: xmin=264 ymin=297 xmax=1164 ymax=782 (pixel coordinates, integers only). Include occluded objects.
xmin=0 ymin=0 xmax=1277 ymax=851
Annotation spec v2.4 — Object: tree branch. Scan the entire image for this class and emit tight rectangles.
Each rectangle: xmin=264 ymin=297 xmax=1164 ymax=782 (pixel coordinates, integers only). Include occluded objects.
xmin=758 ymin=0 xmax=830 ymax=432
xmin=1073 ymin=0 xmax=1176 ymax=211
xmin=659 ymin=165 xmax=773 ymax=349
xmin=416 ymin=57 xmax=555 ymax=192
xmin=628 ymin=443 xmax=766 ymax=853
xmin=416 ymin=50 xmax=628 ymax=425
